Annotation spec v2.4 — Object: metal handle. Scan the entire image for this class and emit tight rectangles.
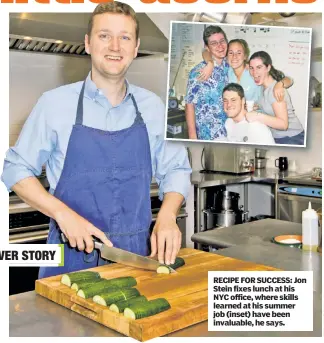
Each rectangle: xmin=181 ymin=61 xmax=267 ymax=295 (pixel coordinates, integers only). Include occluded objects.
xmin=9 ymin=202 xmax=37 ymax=214
xmin=10 ymin=229 xmax=49 ymax=244
xmin=202 ymin=209 xmax=212 ymax=231
xmin=94 ymin=241 xmax=102 ymax=250
xmin=9 ymin=223 xmax=49 ymax=233
xmin=275 ymin=159 xmax=279 ymax=167
xmin=61 ymin=232 xmax=68 ymax=243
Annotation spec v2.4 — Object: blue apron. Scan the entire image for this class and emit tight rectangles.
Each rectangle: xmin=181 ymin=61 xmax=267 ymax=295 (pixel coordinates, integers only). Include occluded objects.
xmin=39 ymin=81 xmax=152 ymax=278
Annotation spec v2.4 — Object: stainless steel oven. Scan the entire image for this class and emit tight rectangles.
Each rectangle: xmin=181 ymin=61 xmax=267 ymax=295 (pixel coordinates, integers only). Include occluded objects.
xmin=276 ymin=175 xmax=322 ymax=223
xmin=9 ymin=195 xmax=50 ymax=244
xmin=9 ymin=187 xmax=51 ymax=295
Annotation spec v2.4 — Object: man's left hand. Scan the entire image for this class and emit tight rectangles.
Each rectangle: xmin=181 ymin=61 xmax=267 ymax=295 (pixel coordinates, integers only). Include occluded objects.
xmin=150 ymin=212 xmax=181 ymax=265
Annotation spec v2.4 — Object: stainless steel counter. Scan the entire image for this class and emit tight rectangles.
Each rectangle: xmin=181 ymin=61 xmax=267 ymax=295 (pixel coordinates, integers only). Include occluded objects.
xmin=191 ymin=168 xmax=303 ymax=188
xmin=190 ymin=219 xmax=322 ymax=337
xmin=10 ymin=239 xmax=322 ymax=337
xmin=191 ymin=218 xmax=302 ymax=249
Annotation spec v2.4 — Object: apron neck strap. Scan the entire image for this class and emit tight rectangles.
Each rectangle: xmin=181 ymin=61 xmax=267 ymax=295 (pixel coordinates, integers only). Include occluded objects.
xmin=75 ymin=81 xmax=86 ymax=125
xmin=75 ymin=81 xmax=143 ymax=125
xmin=130 ymin=94 xmax=143 ymax=124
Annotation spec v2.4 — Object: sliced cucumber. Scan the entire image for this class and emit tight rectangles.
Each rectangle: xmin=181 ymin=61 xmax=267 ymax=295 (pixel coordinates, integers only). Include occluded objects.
xmin=100 ymin=276 xmax=137 ymax=288
xmin=93 ymin=288 xmax=140 ymax=307
xmin=109 ymin=295 xmax=148 ymax=313
xmin=77 ymin=281 xmax=118 ymax=299
xmin=71 ymin=279 xmax=103 ymax=291
xmin=124 ymin=298 xmax=171 ymax=320
xmin=61 ymin=271 xmax=101 ymax=287
xmin=77 ymin=276 xmax=137 ymax=299
xmin=157 ymin=257 xmax=185 ymax=274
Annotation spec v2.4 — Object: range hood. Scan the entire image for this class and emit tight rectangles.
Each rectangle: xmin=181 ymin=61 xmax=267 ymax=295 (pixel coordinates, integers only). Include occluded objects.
xmin=9 ymin=13 xmax=169 ymax=58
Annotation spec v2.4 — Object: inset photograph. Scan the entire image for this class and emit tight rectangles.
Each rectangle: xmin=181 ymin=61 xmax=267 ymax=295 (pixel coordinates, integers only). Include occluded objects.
xmin=165 ymin=22 xmax=312 ymax=147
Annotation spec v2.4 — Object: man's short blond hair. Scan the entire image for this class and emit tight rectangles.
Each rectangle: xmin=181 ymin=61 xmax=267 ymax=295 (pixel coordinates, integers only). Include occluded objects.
xmin=88 ymin=1 xmax=139 ymax=40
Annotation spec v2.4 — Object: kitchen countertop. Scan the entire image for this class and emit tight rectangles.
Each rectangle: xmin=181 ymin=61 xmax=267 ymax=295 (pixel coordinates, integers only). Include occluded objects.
xmin=191 ymin=168 xmax=305 ymax=188
xmin=10 ymin=227 xmax=322 ymax=337
xmin=191 ymin=218 xmax=302 ymax=249
xmin=189 ymin=219 xmax=322 ymax=337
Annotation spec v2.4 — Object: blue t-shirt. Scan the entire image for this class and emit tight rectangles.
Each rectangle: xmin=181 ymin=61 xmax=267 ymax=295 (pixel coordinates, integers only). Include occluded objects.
xmin=185 ymin=59 xmax=229 ymax=140
xmin=228 ymin=67 xmax=262 ymax=102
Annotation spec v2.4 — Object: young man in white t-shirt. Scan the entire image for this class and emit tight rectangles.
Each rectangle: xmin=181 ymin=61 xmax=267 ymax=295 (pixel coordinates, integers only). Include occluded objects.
xmin=222 ymin=83 xmax=275 ymax=145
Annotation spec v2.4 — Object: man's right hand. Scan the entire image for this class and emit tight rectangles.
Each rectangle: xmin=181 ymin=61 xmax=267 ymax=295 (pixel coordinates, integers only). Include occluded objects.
xmin=11 ymin=177 xmax=113 ymax=254
xmin=55 ymin=208 xmax=113 ymax=253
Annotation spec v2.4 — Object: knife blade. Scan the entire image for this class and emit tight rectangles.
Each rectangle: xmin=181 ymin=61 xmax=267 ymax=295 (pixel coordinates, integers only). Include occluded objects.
xmin=60 ymin=233 xmax=176 ymax=273
xmin=94 ymin=241 xmax=176 ymax=273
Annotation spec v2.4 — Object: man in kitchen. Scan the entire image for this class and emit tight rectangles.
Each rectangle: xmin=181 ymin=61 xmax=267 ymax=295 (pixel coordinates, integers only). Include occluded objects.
xmin=222 ymin=83 xmax=275 ymax=145
xmin=1 ymin=1 xmax=191 ymax=278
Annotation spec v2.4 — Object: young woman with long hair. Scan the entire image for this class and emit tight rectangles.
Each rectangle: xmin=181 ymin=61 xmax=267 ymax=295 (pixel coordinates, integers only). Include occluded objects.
xmin=247 ymin=51 xmax=304 ymax=145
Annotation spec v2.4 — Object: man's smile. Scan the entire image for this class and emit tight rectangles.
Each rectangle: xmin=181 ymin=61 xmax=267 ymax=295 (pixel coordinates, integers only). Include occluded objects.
xmin=105 ymin=55 xmax=123 ymax=61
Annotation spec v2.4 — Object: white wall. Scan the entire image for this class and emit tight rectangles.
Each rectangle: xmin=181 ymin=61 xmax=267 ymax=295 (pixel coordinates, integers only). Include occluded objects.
xmin=127 ymin=54 xmax=169 ymax=102
xmin=9 ymin=51 xmax=91 ymax=146
xmin=274 ymin=13 xmax=322 ymax=49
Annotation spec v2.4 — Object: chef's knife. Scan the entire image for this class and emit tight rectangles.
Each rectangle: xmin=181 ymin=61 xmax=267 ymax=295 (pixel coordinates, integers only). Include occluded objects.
xmin=61 ymin=233 xmax=176 ymax=273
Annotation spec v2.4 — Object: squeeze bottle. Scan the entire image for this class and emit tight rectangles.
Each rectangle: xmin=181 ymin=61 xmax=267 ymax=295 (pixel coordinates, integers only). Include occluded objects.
xmin=302 ymin=202 xmax=319 ymax=252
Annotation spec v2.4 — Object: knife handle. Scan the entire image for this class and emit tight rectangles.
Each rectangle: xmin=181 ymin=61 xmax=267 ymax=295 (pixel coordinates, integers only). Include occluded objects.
xmin=61 ymin=232 xmax=103 ymax=250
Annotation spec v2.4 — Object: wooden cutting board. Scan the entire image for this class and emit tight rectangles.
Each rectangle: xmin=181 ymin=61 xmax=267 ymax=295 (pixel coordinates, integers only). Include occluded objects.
xmin=35 ymin=248 xmax=278 ymax=341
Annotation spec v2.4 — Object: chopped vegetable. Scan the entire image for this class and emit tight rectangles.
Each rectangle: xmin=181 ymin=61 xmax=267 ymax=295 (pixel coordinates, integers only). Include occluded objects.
xmin=93 ymin=288 xmax=140 ymax=306
xmin=157 ymin=257 xmax=185 ymax=274
xmin=109 ymin=295 xmax=148 ymax=313
xmin=61 ymin=271 xmax=101 ymax=287
xmin=77 ymin=276 xmax=137 ymax=299
xmin=124 ymin=298 xmax=171 ymax=320
xmin=71 ymin=279 xmax=103 ymax=291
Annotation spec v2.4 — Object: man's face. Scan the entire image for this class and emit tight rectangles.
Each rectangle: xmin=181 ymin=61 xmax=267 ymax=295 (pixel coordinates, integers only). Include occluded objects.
xmin=206 ymin=33 xmax=227 ymax=61
xmin=223 ymin=90 xmax=244 ymax=118
xmin=85 ymin=13 xmax=139 ymax=80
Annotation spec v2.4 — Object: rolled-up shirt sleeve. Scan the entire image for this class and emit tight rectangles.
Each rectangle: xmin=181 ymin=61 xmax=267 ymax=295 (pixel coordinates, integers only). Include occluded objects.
xmin=1 ymin=94 xmax=55 ymax=191
xmin=151 ymin=99 xmax=192 ymax=202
